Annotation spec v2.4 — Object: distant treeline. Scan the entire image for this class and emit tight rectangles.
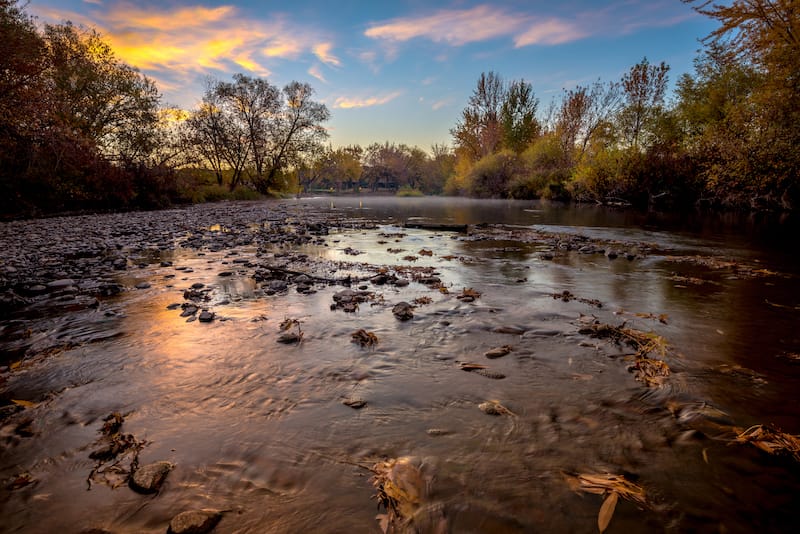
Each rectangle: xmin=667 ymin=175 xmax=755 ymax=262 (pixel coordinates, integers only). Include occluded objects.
xmin=1 ymin=0 xmax=798 ymax=217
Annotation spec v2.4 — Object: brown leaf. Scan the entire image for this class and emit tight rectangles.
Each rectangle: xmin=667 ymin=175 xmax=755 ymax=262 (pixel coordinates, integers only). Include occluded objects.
xmin=598 ymin=491 xmax=618 ymax=533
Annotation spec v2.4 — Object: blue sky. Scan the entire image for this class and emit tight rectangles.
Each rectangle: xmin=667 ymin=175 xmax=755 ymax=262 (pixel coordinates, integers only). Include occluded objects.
xmin=30 ymin=0 xmax=718 ymax=150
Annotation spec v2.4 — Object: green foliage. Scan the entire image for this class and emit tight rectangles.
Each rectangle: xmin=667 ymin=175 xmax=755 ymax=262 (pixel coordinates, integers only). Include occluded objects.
xmin=463 ymin=150 xmax=520 ymax=198
xmin=396 ymin=185 xmax=424 ymax=197
xmin=510 ymin=134 xmax=571 ymax=199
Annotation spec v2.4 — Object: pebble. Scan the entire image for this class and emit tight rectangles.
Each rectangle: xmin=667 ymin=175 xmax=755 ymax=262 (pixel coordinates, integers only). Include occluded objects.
xmin=198 ymin=310 xmax=215 ymax=322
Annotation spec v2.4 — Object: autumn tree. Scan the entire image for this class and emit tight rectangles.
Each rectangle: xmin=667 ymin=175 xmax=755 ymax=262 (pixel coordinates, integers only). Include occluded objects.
xmin=45 ymin=23 xmax=161 ymax=165
xmin=684 ymin=0 xmax=800 ymax=207
xmin=555 ymin=80 xmax=621 ymax=164
xmin=452 ymin=72 xmax=541 ymax=160
xmin=618 ymin=58 xmax=670 ymax=150
xmin=210 ymin=75 xmax=329 ymax=193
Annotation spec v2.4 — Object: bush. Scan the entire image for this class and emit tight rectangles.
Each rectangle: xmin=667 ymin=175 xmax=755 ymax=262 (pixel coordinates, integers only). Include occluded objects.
xmin=396 ymin=185 xmax=424 ymax=197
xmin=464 ymin=150 xmax=519 ymax=198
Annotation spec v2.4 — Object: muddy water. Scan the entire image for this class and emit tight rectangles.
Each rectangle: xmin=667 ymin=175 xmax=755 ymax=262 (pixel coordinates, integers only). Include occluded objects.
xmin=1 ymin=197 xmax=799 ymax=533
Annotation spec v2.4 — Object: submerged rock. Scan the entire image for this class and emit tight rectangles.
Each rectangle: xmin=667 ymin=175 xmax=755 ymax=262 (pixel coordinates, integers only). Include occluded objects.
xmin=129 ymin=461 xmax=173 ymax=493
xmin=392 ymin=301 xmax=414 ymax=321
xmin=167 ymin=509 xmax=222 ymax=534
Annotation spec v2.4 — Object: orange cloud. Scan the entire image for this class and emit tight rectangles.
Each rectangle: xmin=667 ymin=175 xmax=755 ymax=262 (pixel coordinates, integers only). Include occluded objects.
xmin=334 ymin=91 xmax=402 ymax=109
xmin=34 ymin=3 xmax=329 ymax=80
xmin=308 ymin=64 xmax=327 ymax=83
xmin=313 ymin=43 xmax=341 ymax=66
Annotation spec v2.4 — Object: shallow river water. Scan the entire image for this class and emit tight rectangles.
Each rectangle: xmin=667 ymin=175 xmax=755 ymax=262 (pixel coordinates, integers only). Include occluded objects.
xmin=1 ymin=197 xmax=799 ymax=533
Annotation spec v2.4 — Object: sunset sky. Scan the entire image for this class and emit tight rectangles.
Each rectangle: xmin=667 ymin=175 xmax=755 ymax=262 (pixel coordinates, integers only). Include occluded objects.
xmin=30 ymin=0 xmax=718 ymax=150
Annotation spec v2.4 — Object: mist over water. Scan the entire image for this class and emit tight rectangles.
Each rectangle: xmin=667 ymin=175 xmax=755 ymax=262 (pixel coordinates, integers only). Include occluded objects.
xmin=1 ymin=197 xmax=799 ymax=533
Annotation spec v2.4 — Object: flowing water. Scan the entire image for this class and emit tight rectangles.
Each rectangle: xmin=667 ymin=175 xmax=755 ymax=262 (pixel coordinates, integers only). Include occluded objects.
xmin=1 ymin=197 xmax=799 ymax=533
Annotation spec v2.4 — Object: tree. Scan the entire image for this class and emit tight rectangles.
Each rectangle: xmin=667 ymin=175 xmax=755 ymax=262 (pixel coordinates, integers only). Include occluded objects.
xmin=555 ymin=80 xmax=621 ymax=164
xmin=213 ymin=74 xmax=280 ymax=190
xmin=211 ymin=75 xmax=329 ymax=193
xmin=45 ymin=22 xmax=161 ymax=165
xmin=684 ymin=0 xmax=800 ymax=208
xmin=618 ymin=58 xmax=670 ymax=150
xmin=263 ymin=81 xmax=330 ymax=191
xmin=500 ymin=79 xmax=540 ymax=153
xmin=451 ymin=71 xmax=505 ymax=161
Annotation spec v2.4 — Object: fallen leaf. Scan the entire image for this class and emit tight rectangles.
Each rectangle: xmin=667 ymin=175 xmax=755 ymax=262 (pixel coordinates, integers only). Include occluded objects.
xmin=598 ymin=491 xmax=618 ymax=533
xmin=11 ymin=399 xmax=36 ymax=408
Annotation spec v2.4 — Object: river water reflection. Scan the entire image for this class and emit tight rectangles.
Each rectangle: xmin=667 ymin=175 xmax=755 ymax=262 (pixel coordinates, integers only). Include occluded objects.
xmin=1 ymin=197 xmax=799 ymax=533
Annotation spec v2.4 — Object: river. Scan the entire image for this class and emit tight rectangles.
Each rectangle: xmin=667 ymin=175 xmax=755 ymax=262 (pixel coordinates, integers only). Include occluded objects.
xmin=1 ymin=197 xmax=799 ymax=533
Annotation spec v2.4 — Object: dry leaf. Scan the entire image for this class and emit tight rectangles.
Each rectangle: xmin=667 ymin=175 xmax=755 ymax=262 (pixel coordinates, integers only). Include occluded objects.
xmin=11 ymin=399 xmax=36 ymax=408
xmin=598 ymin=491 xmax=618 ymax=533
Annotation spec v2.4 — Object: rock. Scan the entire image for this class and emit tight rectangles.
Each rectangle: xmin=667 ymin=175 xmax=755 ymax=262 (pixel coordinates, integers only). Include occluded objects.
xmin=135 ymin=282 xmax=151 ymax=290
xmin=27 ymin=284 xmax=47 ymax=295
xmin=268 ymin=280 xmax=288 ymax=292
xmin=392 ymin=302 xmax=414 ymax=321
xmin=342 ymin=398 xmax=367 ymax=409
xmin=218 ymin=271 xmax=233 ymax=277
xmin=191 ymin=282 xmax=205 ymax=289
xmin=198 ymin=310 xmax=215 ymax=322
xmin=484 ymin=345 xmax=513 ymax=359
xmin=180 ymin=305 xmax=198 ymax=317
xmin=129 ymin=461 xmax=173 ymax=493
xmin=167 ymin=509 xmax=222 ymax=534
xmin=277 ymin=332 xmax=302 ymax=344
xmin=293 ymin=274 xmax=312 ymax=284
xmin=522 ymin=329 xmax=561 ymax=338
xmin=46 ymin=278 xmax=75 ymax=290
xmin=166 ymin=302 xmax=182 ymax=310
xmin=491 ymin=326 xmax=525 ymax=335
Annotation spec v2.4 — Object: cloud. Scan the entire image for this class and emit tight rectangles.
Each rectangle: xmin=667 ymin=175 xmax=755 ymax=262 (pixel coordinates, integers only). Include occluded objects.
xmin=313 ymin=43 xmax=341 ymax=66
xmin=365 ymin=5 xmax=522 ymax=46
xmin=334 ymin=91 xmax=403 ymax=109
xmin=308 ymin=64 xmax=326 ymax=83
xmin=514 ymin=19 xmax=587 ymax=47
xmin=365 ymin=2 xmax=695 ymax=49
xmin=33 ymin=2 xmax=330 ymax=80
xmin=431 ymin=99 xmax=452 ymax=111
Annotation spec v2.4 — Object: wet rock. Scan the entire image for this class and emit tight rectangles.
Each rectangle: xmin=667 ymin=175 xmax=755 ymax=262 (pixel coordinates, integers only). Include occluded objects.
xmin=218 ymin=271 xmax=233 ymax=277
xmin=180 ymin=305 xmax=198 ymax=317
xmin=491 ymin=326 xmax=525 ymax=335
xmin=198 ymin=310 xmax=215 ymax=322
xmin=129 ymin=461 xmax=173 ymax=494
xmin=296 ymin=283 xmax=312 ymax=293
xmin=392 ymin=302 xmax=414 ymax=321
xmin=293 ymin=274 xmax=311 ymax=284
xmin=166 ymin=303 xmax=181 ymax=310
xmin=605 ymin=249 xmax=619 ymax=260
xmin=342 ymin=398 xmax=367 ymax=409
xmin=268 ymin=280 xmax=288 ymax=292
xmin=522 ymin=329 xmax=561 ymax=338
xmin=167 ymin=509 xmax=222 ymax=534
xmin=484 ymin=345 xmax=513 ymax=359
xmin=416 ymin=276 xmax=441 ymax=286
xmin=331 ymin=288 xmax=371 ymax=312
xmin=191 ymin=282 xmax=205 ymax=289
xmin=46 ymin=278 xmax=75 ymax=291
xmin=277 ymin=332 xmax=302 ymax=344
xmin=135 ymin=282 xmax=151 ymax=290
xmin=27 ymin=284 xmax=47 ymax=295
